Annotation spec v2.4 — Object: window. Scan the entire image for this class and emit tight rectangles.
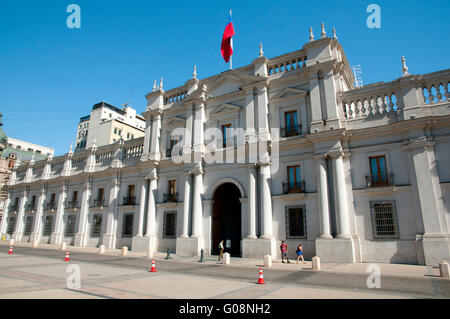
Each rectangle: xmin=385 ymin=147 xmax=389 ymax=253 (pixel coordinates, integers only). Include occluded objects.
xmin=122 ymin=214 xmax=134 ymax=237
xmin=97 ymin=188 xmax=104 ymax=201
xmin=163 ymin=212 xmax=177 ymax=238
xmin=50 ymin=193 xmax=56 ymax=204
xmin=65 ymin=215 xmax=76 ymax=236
xmin=43 ymin=216 xmax=53 ymax=236
xmin=164 ymin=180 xmax=177 ymax=202
xmin=222 ymin=124 xmax=232 ymax=147
xmin=127 ymin=133 xmax=130 ymax=139
xmin=370 ymin=201 xmax=399 ymax=239
xmin=7 ymin=217 xmax=16 ymax=235
xmin=166 ymin=133 xmax=179 ymax=157
xmin=24 ymin=216 xmax=33 ymax=236
xmin=168 ymin=180 xmax=176 ymax=197
xmin=369 ymin=156 xmax=388 ymax=186
xmin=284 ymin=165 xmax=302 ymax=193
xmin=114 ymin=128 xmax=117 ymax=134
xmin=72 ymin=191 xmax=78 ymax=202
xmin=285 ymin=206 xmax=306 ymax=238
xmin=283 ymin=110 xmax=300 ymax=137
xmin=91 ymin=214 xmax=103 ymax=237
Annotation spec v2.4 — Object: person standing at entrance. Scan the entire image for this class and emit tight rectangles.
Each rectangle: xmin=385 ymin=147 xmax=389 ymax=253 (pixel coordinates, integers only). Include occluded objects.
xmin=218 ymin=240 xmax=224 ymax=261
xmin=296 ymin=244 xmax=306 ymax=264
xmin=280 ymin=240 xmax=290 ymax=263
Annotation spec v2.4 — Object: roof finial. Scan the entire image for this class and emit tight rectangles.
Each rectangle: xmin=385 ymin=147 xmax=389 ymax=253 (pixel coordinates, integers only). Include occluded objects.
xmin=259 ymin=42 xmax=264 ymax=57
xmin=332 ymin=27 xmax=337 ymax=40
xmin=159 ymin=77 xmax=164 ymax=91
xmin=153 ymin=80 xmax=157 ymax=92
xmin=321 ymin=22 xmax=326 ymax=38
xmin=193 ymin=65 xmax=197 ymax=79
xmin=401 ymin=56 xmax=409 ymax=76
xmin=309 ymin=27 xmax=314 ymax=42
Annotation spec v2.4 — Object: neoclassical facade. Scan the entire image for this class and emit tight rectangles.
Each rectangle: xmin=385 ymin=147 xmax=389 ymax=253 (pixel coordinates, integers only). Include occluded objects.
xmin=2 ymin=27 xmax=450 ymax=265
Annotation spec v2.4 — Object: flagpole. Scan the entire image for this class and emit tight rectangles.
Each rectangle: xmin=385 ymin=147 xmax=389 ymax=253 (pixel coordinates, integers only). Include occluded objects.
xmin=230 ymin=9 xmax=233 ymax=70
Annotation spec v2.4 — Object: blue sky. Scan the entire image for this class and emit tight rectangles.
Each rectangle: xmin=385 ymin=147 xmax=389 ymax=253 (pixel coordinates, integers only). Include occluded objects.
xmin=1 ymin=0 xmax=449 ymax=156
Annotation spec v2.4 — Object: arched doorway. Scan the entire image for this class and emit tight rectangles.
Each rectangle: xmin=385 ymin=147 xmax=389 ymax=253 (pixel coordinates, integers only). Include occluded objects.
xmin=212 ymin=183 xmax=241 ymax=257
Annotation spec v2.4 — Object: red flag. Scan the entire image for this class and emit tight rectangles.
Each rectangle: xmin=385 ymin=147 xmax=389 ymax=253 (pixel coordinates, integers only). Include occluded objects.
xmin=221 ymin=11 xmax=235 ymax=63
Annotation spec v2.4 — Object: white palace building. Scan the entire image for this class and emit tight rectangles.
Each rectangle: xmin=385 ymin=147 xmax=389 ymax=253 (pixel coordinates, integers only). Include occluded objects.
xmin=2 ymin=26 xmax=450 ymax=265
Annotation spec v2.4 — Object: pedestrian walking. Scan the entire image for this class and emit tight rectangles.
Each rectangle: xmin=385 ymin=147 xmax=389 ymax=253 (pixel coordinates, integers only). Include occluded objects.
xmin=218 ymin=240 xmax=224 ymax=261
xmin=280 ymin=240 xmax=290 ymax=263
xmin=296 ymin=244 xmax=306 ymax=264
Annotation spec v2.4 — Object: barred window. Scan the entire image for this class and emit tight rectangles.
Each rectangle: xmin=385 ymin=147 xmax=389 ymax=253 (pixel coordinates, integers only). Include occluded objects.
xmin=370 ymin=201 xmax=399 ymax=239
xmin=7 ymin=217 xmax=16 ymax=235
xmin=43 ymin=216 xmax=53 ymax=236
xmin=65 ymin=215 xmax=77 ymax=237
xmin=91 ymin=214 xmax=103 ymax=237
xmin=163 ymin=211 xmax=177 ymax=238
xmin=24 ymin=216 xmax=33 ymax=236
xmin=122 ymin=213 xmax=134 ymax=237
xmin=285 ymin=206 xmax=307 ymax=238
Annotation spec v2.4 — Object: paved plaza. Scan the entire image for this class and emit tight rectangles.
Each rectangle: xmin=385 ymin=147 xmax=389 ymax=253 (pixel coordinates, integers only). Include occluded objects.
xmin=0 ymin=242 xmax=449 ymax=299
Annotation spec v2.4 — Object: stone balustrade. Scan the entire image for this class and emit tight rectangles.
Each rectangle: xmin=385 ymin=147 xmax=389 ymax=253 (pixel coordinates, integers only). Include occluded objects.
xmin=341 ymin=68 xmax=450 ymax=120
xmin=268 ymin=50 xmax=307 ymax=76
xmin=164 ymin=88 xmax=188 ymax=105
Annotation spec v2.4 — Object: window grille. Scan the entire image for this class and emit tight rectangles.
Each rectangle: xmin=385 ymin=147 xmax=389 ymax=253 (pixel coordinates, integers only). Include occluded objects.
xmin=370 ymin=201 xmax=399 ymax=239
xmin=91 ymin=214 xmax=103 ymax=237
xmin=24 ymin=216 xmax=33 ymax=235
xmin=163 ymin=211 xmax=177 ymax=238
xmin=43 ymin=216 xmax=53 ymax=236
xmin=122 ymin=213 xmax=134 ymax=237
xmin=285 ymin=206 xmax=307 ymax=238
xmin=7 ymin=217 xmax=16 ymax=235
xmin=65 ymin=215 xmax=76 ymax=237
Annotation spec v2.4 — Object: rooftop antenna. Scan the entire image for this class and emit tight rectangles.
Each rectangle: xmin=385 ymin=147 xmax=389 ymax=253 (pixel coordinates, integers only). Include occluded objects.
xmin=352 ymin=65 xmax=363 ymax=88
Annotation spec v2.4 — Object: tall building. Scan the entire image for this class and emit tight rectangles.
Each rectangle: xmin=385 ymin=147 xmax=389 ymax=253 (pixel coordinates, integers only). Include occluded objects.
xmin=75 ymin=102 xmax=146 ymax=151
xmin=2 ymin=25 xmax=449 ymax=265
xmin=3 ymin=137 xmax=54 ymax=163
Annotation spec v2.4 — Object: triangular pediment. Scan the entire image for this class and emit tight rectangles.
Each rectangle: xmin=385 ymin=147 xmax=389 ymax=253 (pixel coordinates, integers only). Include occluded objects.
xmin=164 ymin=116 xmax=186 ymax=127
xmin=271 ymin=87 xmax=308 ymax=101
xmin=209 ymin=103 xmax=242 ymax=119
xmin=206 ymin=73 xmax=267 ymax=98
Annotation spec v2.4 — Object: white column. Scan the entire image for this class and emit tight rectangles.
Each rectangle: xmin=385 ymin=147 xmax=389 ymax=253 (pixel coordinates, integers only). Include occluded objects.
xmin=30 ymin=187 xmax=46 ymax=242
xmin=191 ymin=167 xmax=203 ymax=238
xmin=184 ymin=106 xmax=194 ymax=153
xmin=136 ymin=179 xmax=147 ymax=237
xmin=260 ymin=164 xmax=273 ymax=239
xmin=247 ymin=164 xmax=257 ymax=239
xmin=256 ymin=86 xmax=270 ymax=140
xmin=245 ymin=88 xmax=255 ymax=139
xmin=51 ymin=184 xmax=67 ymax=244
xmin=149 ymin=112 xmax=162 ymax=161
xmin=181 ymin=172 xmax=192 ymax=238
xmin=309 ymin=72 xmax=323 ymax=131
xmin=193 ymin=103 xmax=205 ymax=155
xmin=316 ymin=155 xmax=332 ymax=238
xmin=143 ymin=119 xmax=152 ymax=154
xmin=145 ymin=172 xmax=157 ymax=237
xmin=12 ymin=191 xmax=27 ymax=241
xmin=74 ymin=180 xmax=91 ymax=246
xmin=332 ymin=153 xmax=351 ymax=238
xmin=103 ymin=178 xmax=119 ymax=248
xmin=0 ymin=195 xmax=11 ymax=236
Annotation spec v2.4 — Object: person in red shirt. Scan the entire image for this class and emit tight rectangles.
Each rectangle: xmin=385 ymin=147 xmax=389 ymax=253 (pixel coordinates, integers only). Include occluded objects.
xmin=280 ymin=240 xmax=290 ymax=263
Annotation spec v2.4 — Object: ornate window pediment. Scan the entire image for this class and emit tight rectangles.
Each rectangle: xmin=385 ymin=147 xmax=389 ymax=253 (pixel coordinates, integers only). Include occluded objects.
xmin=209 ymin=103 xmax=242 ymax=120
xmin=270 ymin=87 xmax=308 ymax=104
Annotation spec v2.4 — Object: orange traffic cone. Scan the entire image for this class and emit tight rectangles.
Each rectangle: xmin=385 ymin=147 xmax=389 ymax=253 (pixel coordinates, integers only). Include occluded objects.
xmin=257 ymin=267 xmax=266 ymax=284
xmin=8 ymin=246 xmax=13 ymax=255
xmin=64 ymin=251 xmax=70 ymax=262
xmin=150 ymin=259 xmax=157 ymax=272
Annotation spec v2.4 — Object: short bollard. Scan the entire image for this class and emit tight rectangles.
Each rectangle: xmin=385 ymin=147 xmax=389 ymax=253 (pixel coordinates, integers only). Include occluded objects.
xmin=264 ymin=255 xmax=272 ymax=268
xmin=165 ymin=248 xmax=172 ymax=260
xmin=99 ymin=245 xmax=105 ymax=254
xmin=312 ymin=256 xmax=321 ymax=271
xmin=223 ymin=253 xmax=230 ymax=265
xmin=439 ymin=261 xmax=450 ymax=278
xmin=61 ymin=242 xmax=67 ymax=251
xmin=32 ymin=241 xmax=39 ymax=248
xmin=121 ymin=246 xmax=128 ymax=256
xmin=9 ymin=239 xmax=14 ymax=246
xmin=199 ymin=248 xmax=205 ymax=262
